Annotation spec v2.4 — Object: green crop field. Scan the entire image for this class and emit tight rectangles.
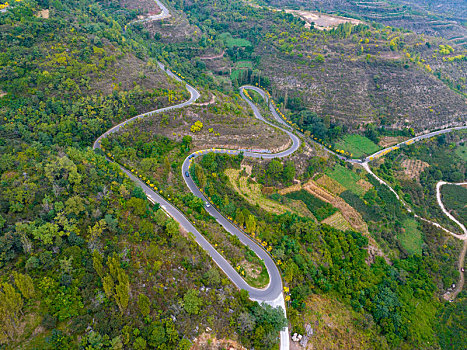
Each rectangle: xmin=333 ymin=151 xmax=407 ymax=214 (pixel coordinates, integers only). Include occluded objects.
xmin=236 ymin=60 xmax=253 ymax=68
xmin=326 ymin=165 xmax=365 ymax=195
xmin=335 ymin=134 xmax=380 ymax=158
xmin=230 ymin=69 xmax=242 ymax=81
xmin=285 ymin=190 xmax=336 ymax=221
xmin=398 ymin=218 xmax=423 ymax=255
xmin=220 ymin=33 xmax=252 ymax=48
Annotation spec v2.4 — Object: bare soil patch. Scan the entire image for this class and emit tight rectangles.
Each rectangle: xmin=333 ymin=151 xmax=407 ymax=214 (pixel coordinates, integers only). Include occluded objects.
xmin=378 ymin=135 xmax=408 ymax=148
xmin=401 ymin=158 xmax=429 ymax=181
xmin=192 ymin=333 xmax=246 ymax=350
xmin=356 ymin=178 xmax=373 ymax=193
xmin=36 ymin=9 xmax=49 ymax=18
xmin=120 ymin=0 xmax=160 ymax=15
xmin=285 ymin=9 xmax=363 ymax=30
xmin=143 ymin=12 xmax=201 ymax=43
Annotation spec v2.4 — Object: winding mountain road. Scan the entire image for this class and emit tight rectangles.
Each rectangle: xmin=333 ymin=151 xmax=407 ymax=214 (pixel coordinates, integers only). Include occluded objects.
xmin=94 ymin=0 xmax=467 ymax=342
xmin=94 ymin=62 xmax=293 ymax=347
xmin=363 ymin=125 xmax=467 ymax=163
xmin=132 ymin=0 xmax=170 ymax=23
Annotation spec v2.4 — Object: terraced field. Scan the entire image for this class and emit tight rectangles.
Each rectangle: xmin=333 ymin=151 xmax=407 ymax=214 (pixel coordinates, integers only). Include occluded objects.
xmin=285 ymin=189 xmax=337 ymax=221
xmin=326 ymin=165 xmax=368 ymax=196
xmin=315 ymin=174 xmax=346 ymax=195
xmin=225 ymin=168 xmax=292 ymax=215
xmin=321 ymin=211 xmax=353 ymax=231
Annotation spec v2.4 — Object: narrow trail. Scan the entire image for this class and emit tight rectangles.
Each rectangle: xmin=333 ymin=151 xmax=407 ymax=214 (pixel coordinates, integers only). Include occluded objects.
xmin=436 ymin=182 xmax=467 ymax=237
xmin=361 ymin=155 xmax=466 ymax=301
xmin=436 ymin=182 xmax=467 ymax=301
xmin=443 ymin=240 xmax=466 ymax=301
xmin=362 ymin=164 xmax=467 ymax=240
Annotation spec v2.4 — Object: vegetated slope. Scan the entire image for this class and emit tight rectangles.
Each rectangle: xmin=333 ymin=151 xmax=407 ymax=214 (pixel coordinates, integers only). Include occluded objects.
xmin=0 ymin=0 xmax=189 ymax=147
xmin=191 ymin=152 xmax=455 ymax=349
xmin=441 ymin=184 xmax=467 ymax=224
xmin=179 ymin=0 xmax=466 ymax=135
xmin=372 ymin=131 xmax=466 ymax=235
xmin=0 ymin=1 xmax=285 ymax=348
xmin=260 ymin=0 xmax=467 ymax=47
xmin=256 ymin=25 xmax=466 ymax=132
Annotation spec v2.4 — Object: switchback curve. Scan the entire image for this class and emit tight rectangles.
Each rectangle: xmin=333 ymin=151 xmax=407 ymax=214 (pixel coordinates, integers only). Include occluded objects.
xmin=94 ymin=63 xmax=294 ymax=348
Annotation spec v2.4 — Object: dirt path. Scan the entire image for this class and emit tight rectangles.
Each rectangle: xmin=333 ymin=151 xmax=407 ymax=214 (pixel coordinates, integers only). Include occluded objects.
xmin=437 ymin=182 xmax=467 ymax=301
xmin=362 ymin=166 xmax=466 ymax=299
xmin=436 ymin=181 xmax=467 ymax=237
xmin=193 ymin=94 xmax=216 ymax=106
xmin=200 ymin=50 xmax=225 ymax=60
xmin=362 ymin=163 xmax=467 ymax=240
xmin=443 ymin=240 xmax=466 ymax=301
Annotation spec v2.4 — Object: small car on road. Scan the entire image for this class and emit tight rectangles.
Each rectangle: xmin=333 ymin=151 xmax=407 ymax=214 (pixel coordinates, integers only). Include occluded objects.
xmin=205 ymin=202 xmax=211 ymax=208
xmin=185 ymin=171 xmax=190 ymax=177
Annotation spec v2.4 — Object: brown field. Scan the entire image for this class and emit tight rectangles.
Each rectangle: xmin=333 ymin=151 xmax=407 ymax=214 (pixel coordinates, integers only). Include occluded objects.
xmin=378 ymin=136 xmax=408 ymax=148
xmin=356 ymin=178 xmax=373 ymax=193
xmin=303 ymin=181 xmax=369 ymax=234
xmin=315 ymin=174 xmax=346 ymax=195
xmin=278 ymin=183 xmax=302 ymax=195
xmin=401 ymin=158 xmax=429 ymax=181
xmin=321 ymin=212 xmax=352 ymax=231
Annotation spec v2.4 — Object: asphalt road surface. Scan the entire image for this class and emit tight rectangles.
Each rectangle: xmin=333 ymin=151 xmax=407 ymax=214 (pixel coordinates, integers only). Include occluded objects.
xmin=94 ymin=0 xmax=467 ymax=341
xmin=364 ymin=125 xmax=467 ymax=163
xmin=94 ymin=62 xmax=294 ymax=348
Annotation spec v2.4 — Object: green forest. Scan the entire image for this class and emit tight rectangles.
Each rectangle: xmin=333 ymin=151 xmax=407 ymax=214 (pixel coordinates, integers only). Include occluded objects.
xmin=0 ymin=0 xmax=465 ymax=349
